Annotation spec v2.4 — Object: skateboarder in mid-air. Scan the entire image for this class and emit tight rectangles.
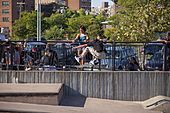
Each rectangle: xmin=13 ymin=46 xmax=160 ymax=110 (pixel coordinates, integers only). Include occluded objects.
xmin=73 ymin=34 xmax=106 ymax=66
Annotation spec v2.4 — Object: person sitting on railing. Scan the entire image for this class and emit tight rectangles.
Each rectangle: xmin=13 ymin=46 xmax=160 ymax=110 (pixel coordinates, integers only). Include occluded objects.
xmin=72 ymin=25 xmax=90 ymax=65
xmin=74 ymin=34 xmax=106 ymax=65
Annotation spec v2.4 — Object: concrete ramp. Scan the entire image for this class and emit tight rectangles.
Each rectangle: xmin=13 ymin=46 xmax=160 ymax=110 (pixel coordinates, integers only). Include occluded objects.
xmin=142 ymin=96 xmax=170 ymax=113
xmin=85 ymin=98 xmax=161 ymax=113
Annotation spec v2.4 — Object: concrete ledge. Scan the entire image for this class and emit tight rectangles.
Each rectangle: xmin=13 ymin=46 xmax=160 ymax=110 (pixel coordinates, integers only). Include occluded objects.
xmin=0 ymin=83 xmax=63 ymax=105
xmin=0 ymin=83 xmax=62 ymax=94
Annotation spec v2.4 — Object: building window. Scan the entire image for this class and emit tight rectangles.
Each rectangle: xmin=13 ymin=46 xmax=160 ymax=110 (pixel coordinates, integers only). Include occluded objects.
xmin=2 ymin=1 xmax=9 ymax=6
xmin=2 ymin=17 xmax=9 ymax=22
xmin=2 ymin=9 xmax=9 ymax=14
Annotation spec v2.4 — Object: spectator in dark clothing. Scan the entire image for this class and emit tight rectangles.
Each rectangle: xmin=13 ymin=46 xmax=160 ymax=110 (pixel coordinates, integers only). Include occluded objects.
xmin=164 ymin=32 xmax=170 ymax=42
xmin=40 ymin=51 xmax=50 ymax=66
xmin=126 ymin=57 xmax=140 ymax=71
xmin=24 ymin=52 xmax=33 ymax=71
xmin=165 ymin=32 xmax=170 ymax=70
xmin=74 ymin=34 xmax=106 ymax=65
xmin=13 ymin=47 xmax=20 ymax=65
xmin=157 ymin=32 xmax=170 ymax=70
xmin=4 ymin=46 xmax=11 ymax=67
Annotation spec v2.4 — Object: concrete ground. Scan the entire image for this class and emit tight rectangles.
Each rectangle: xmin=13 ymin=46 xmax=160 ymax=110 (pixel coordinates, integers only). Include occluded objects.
xmin=0 ymin=96 xmax=167 ymax=113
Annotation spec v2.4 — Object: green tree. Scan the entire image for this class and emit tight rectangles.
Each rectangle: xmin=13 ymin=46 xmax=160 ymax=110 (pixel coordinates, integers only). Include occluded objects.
xmin=96 ymin=13 xmax=106 ymax=23
xmin=65 ymin=9 xmax=75 ymax=18
xmin=78 ymin=8 xmax=86 ymax=16
xmin=12 ymin=8 xmax=107 ymax=41
xmin=66 ymin=9 xmax=107 ymax=39
xmin=13 ymin=11 xmax=37 ymax=40
xmin=88 ymin=24 xmax=102 ymax=39
xmin=110 ymin=0 xmax=118 ymax=4
xmin=44 ymin=25 xmax=64 ymax=40
xmin=44 ymin=12 xmax=67 ymax=40
xmin=108 ymin=0 xmax=170 ymax=42
xmin=67 ymin=15 xmax=93 ymax=38
xmin=13 ymin=11 xmax=47 ymax=40
xmin=117 ymin=0 xmax=148 ymax=7
xmin=44 ymin=12 xmax=67 ymax=29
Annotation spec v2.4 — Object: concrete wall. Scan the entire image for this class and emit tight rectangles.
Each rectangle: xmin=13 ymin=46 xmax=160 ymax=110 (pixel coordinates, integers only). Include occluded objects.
xmin=0 ymin=71 xmax=169 ymax=101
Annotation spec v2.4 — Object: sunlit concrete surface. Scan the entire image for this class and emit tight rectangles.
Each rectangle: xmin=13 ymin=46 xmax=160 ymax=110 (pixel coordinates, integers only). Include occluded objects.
xmin=0 ymin=97 xmax=163 ymax=113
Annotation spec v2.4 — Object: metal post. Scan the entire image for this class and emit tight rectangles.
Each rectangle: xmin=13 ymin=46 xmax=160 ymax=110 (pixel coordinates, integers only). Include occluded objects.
xmin=111 ymin=41 xmax=115 ymax=71
xmin=37 ymin=0 xmax=41 ymax=41
xmin=163 ymin=44 xmax=167 ymax=71
xmin=17 ymin=2 xmax=25 ymax=18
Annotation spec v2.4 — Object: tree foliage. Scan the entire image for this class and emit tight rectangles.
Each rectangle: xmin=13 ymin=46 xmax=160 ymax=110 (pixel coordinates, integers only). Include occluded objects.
xmin=44 ymin=25 xmax=64 ymax=40
xmin=44 ymin=13 xmax=67 ymax=29
xmin=13 ymin=0 xmax=170 ymax=42
xmin=110 ymin=0 xmax=118 ymax=4
xmin=66 ymin=8 xmax=104 ymax=39
xmin=12 ymin=8 xmax=104 ymax=40
xmin=12 ymin=11 xmax=47 ymax=40
xmin=13 ymin=12 xmax=37 ymax=40
xmin=108 ymin=0 xmax=170 ymax=42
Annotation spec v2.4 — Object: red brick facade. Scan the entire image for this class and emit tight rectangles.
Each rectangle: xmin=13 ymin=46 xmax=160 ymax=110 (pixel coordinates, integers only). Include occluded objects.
xmin=0 ymin=0 xmax=34 ymax=36
xmin=65 ymin=0 xmax=91 ymax=11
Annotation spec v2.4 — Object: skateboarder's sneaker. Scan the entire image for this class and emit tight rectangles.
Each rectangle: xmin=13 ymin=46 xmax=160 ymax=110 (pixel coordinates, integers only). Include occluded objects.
xmin=75 ymin=56 xmax=80 ymax=64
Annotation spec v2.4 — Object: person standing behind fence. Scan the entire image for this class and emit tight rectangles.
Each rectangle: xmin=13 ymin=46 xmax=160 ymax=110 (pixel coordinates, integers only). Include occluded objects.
xmin=158 ymin=32 xmax=170 ymax=70
xmin=40 ymin=51 xmax=50 ymax=66
xmin=4 ymin=46 xmax=11 ymax=69
xmin=13 ymin=47 xmax=20 ymax=68
xmin=72 ymin=25 xmax=89 ymax=65
xmin=126 ymin=57 xmax=141 ymax=71
xmin=164 ymin=32 xmax=170 ymax=70
xmin=24 ymin=52 xmax=33 ymax=71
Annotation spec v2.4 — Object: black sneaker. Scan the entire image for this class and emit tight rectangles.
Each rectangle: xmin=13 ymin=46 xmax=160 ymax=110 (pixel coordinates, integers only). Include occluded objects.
xmin=94 ymin=59 xmax=99 ymax=65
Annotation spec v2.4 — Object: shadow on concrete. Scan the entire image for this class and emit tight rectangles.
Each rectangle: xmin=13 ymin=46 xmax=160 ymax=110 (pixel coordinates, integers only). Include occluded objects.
xmin=60 ymin=95 xmax=86 ymax=107
xmin=59 ymin=85 xmax=87 ymax=107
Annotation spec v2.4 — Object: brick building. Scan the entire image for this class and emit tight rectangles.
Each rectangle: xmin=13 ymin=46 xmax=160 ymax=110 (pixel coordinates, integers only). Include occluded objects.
xmin=0 ymin=0 xmax=34 ymax=36
xmin=65 ymin=0 xmax=91 ymax=11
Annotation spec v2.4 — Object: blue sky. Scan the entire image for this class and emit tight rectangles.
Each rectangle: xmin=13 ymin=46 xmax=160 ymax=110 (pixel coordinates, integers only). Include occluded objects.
xmin=91 ymin=0 xmax=113 ymax=7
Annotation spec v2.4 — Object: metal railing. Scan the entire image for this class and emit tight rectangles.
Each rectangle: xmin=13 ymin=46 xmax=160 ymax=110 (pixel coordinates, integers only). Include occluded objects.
xmin=0 ymin=40 xmax=169 ymax=71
